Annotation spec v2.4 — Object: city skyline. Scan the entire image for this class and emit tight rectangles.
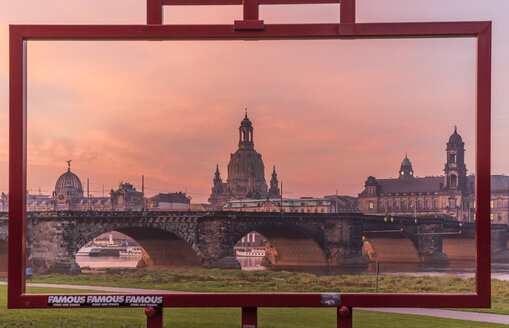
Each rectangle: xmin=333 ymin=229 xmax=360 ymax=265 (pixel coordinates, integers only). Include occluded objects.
xmin=8 ymin=115 xmax=478 ymax=203
xmin=2 ymin=1 xmax=509 ymax=203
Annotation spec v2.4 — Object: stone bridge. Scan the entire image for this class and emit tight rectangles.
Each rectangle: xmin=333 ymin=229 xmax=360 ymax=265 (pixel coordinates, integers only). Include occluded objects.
xmin=361 ymin=216 xmax=509 ymax=263
xmin=0 ymin=211 xmax=507 ymax=274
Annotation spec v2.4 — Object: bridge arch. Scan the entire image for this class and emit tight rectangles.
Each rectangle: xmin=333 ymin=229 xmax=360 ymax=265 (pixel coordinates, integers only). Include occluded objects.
xmin=71 ymin=220 xmax=202 ymax=270
xmin=234 ymin=224 xmax=328 ymax=267
xmin=362 ymin=231 xmax=420 ymax=263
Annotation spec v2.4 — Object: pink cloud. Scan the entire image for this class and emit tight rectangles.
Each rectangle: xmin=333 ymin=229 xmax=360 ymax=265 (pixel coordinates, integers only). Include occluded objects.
xmin=1 ymin=1 xmax=507 ymax=202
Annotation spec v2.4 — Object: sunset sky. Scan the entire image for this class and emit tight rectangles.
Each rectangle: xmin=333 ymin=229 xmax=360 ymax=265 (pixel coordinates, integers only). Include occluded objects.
xmin=2 ymin=0 xmax=509 ymax=202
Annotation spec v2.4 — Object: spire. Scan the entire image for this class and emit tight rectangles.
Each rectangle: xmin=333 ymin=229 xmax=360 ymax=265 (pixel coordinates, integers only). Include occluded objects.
xmin=269 ymin=166 xmax=280 ymax=198
xmin=271 ymin=166 xmax=277 ymax=180
xmin=213 ymin=164 xmax=222 ymax=183
xmin=245 ymin=107 xmax=248 ymax=119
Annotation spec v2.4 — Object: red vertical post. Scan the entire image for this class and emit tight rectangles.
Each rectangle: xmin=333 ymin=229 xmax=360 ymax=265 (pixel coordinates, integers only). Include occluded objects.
xmin=146 ymin=307 xmax=163 ymax=328
xmin=243 ymin=0 xmax=259 ymax=21
xmin=242 ymin=307 xmax=258 ymax=328
xmin=475 ymin=22 xmax=491 ymax=305
xmin=147 ymin=0 xmax=163 ymax=25
xmin=8 ymin=27 xmax=27 ymax=307
xmin=337 ymin=306 xmax=352 ymax=328
xmin=235 ymin=0 xmax=263 ymax=29
xmin=340 ymin=0 xmax=355 ymax=24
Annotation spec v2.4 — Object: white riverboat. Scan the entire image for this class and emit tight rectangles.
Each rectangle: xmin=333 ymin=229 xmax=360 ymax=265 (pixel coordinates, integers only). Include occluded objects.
xmin=235 ymin=246 xmax=265 ymax=257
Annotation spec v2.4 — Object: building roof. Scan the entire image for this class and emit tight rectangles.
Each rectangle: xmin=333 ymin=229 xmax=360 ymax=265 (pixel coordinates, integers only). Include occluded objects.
xmin=190 ymin=203 xmax=218 ymax=211
xmin=485 ymin=175 xmax=509 ymax=192
xmin=369 ymin=174 xmax=509 ymax=195
xmin=376 ymin=176 xmax=443 ymax=194
xmin=448 ymin=129 xmax=463 ymax=144
xmin=401 ymin=155 xmax=412 ymax=167
xmin=224 ymin=198 xmax=332 ymax=208
xmin=152 ymin=192 xmax=189 ymax=203
xmin=55 ymin=168 xmax=83 ymax=194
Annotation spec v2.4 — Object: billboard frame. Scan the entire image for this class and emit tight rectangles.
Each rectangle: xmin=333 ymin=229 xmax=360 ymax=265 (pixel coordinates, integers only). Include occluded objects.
xmin=9 ymin=0 xmax=492 ymax=326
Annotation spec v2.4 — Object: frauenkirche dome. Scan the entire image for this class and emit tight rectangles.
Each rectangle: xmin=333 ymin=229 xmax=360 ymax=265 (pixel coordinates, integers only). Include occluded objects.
xmin=209 ymin=111 xmax=280 ymax=205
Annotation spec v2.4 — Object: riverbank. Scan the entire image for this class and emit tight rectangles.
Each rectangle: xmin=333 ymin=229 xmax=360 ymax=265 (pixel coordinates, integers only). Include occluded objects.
xmin=20 ymin=269 xmax=509 ymax=315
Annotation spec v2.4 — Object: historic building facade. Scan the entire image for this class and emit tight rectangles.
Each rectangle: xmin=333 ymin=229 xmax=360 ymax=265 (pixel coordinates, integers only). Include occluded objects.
xmin=110 ymin=182 xmax=143 ymax=211
xmin=148 ymin=192 xmax=190 ymax=211
xmin=358 ymin=128 xmax=509 ymax=224
xmin=223 ymin=197 xmax=334 ymax=213
xmin=209 ymin=113 xmax=280 ymax=206
xmin=1 ymin=162 xmax=143 ymax=212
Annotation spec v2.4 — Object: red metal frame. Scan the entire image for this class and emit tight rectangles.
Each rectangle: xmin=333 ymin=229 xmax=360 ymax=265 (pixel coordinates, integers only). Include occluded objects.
xmin=8 ymin=0 xmax=491 ymax=327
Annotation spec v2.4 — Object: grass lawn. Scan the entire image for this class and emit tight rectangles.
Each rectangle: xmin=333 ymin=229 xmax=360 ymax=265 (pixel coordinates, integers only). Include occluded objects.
xmin=28 ymin=269 xmax=479 ymax=293
xmin=0 ymin=286 xmax=508 ymax=328
xmin=19 ymin=269 xmax=509 ymax=315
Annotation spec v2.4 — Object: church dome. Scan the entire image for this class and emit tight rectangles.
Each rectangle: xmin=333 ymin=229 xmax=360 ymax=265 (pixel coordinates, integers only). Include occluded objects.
xmin=55 ymin=167 xmax=83 ymax=195
xmin=448 ymin=127 xmax=463 ymax=144
xmin=401 ymin=156 xmax=412 ymax=167
xmin=228 ymin=148 xmax=265 ymax=181
xmin=399 ymin=154 xmax=414 ymax=179
xmin=240 ymin=114 xmax=252 ymax=127
xmin=208 ymin=111 xmax=269 ymax=204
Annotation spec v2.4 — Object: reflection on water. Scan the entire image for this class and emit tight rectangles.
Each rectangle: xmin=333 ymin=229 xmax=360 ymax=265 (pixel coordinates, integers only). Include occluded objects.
xmin=76 ymin=256 xmax=509 ymax=280
xmin=237 ymin=257 xmax=263 ymax=270
xmin=76 ymin=255 xmax=141 ymax=269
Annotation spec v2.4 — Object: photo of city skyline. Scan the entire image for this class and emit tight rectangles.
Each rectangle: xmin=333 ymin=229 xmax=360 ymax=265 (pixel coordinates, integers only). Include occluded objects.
xmin=3 ymin=2 xmax=509 ymax=327
xmin=18 ymin=37 xmax=478 ymax=203
xmin=5 ymin=1 xmax=509 ymax=207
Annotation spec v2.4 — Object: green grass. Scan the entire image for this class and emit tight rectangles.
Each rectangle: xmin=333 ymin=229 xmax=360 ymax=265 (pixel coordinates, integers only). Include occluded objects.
xmin=0 ymin=286 xmax=507 ymax=328
xmin=17 ymin=269 xmax=509 ymax=315
xmin=29 ymin=269 xmax=479 ymax=293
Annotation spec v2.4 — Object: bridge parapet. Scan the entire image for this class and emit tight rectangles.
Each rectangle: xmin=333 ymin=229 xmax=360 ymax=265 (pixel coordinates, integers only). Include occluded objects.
xmin=0 ymin=211 xmax=508 ymax=273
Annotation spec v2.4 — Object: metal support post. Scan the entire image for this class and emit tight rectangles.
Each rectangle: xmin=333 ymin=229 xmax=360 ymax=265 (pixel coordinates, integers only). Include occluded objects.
xmin=234 ymin=0 xmax=264 ymax=29
xmin=337 ymin=306 xmax=352 ymax=328
xmin=147 ymin=0 xmax=163 ymax=25
xmin=146 ymin=306 xmax=163 ymax=328
xmin=242 ymin=307 xmax=258 ymax=328
xmin=340 ymin=0 xmax=355 ymax=23
xmin=376 ymin=261 xmax=380 ymax=292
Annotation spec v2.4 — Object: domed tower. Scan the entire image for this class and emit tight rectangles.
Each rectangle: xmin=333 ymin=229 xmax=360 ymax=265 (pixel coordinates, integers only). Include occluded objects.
xmin=226 ymin=111 xmax=268 ymax=200
xmin=54 ymin=160 xmax=84 ymax=209
xmin=444 ymin=126 xmax=467 ymax=190
xmin=238 ymin=111 xmax=254 ymax=149
xmin=399 ymin=153 xmax=414 ymax=179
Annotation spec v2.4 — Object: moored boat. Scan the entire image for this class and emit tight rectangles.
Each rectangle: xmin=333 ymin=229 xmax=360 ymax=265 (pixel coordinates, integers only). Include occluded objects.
xmin=235 ymin=246 xmax=265 ymax=257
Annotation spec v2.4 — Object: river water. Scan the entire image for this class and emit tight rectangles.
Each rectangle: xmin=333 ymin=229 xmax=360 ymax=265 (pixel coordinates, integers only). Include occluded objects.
xmin=76 ymin=256 xmax=509 ymax=280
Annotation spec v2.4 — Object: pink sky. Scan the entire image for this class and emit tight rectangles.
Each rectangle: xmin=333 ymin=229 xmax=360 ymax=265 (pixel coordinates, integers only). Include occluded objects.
xmin=2 ymin=1 xmax=509 ymax=202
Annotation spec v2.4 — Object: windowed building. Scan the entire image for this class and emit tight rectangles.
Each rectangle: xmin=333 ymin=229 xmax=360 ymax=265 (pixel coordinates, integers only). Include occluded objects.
xmin=223 ymin=197 xmax=334 ymax=213
xmin=358 ymin=128 xmax=509 ymax=224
